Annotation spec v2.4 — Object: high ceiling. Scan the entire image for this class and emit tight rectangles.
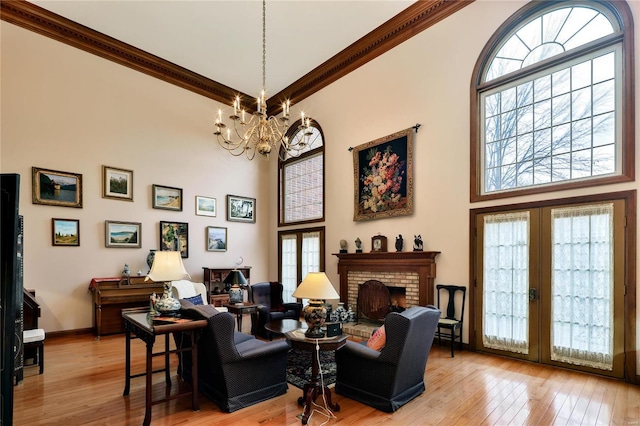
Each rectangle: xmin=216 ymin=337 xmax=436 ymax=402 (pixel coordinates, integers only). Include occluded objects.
xmin=28 ymin=0 xmax=415 ymax=98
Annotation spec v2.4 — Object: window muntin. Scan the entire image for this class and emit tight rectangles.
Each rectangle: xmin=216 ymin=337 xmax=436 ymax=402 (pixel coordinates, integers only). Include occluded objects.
xmin=482 ymin=46 xmax=621 ymax=194
xmin=474 ymin=1 xmax=632 ymax=199
xmin=484 ymin=6 xmax=615 ymax=82
xmin=279 ymin=228 xmax=324 ymax=303
xmin=279 ymin=121 xmax=324 ymax=225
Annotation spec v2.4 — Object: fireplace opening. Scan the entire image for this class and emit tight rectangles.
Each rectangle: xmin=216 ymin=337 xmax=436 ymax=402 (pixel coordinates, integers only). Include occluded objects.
xmin=357 ymin=280 xmax=406 ymax=324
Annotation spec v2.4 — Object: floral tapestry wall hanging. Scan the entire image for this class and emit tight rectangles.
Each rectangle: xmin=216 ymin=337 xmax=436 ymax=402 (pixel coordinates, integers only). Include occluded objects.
xmin=353 ymin=127 xmax=414 ymax=221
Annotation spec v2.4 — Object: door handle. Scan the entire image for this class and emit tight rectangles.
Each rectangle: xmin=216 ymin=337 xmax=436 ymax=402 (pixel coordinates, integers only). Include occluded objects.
xmin=529 ymin=288 xmax=538 ymax=300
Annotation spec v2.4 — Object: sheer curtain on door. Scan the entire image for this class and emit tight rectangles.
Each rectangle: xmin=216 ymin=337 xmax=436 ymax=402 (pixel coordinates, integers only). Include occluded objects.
xmin=551 ymin=204 xmax=614 ymax=370
xmin=281 ymin=235 xmax=297 ymax=302
xmin=483 ymin=211 xmax=530 ymax=354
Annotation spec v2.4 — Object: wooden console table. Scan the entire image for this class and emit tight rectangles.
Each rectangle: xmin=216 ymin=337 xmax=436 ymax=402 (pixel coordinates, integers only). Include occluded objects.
xmin=122 ymin=308 xmax=207 ymax=426
xmin=89 ymin=277 xmax=164 ymax=337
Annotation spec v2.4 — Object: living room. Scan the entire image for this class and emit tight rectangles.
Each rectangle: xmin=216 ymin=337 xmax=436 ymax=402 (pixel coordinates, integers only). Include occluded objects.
xmin=2 ymin=0 xmax=640 ymax=423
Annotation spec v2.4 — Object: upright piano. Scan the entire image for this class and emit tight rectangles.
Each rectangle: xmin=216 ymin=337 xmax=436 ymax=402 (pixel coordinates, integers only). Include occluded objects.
xmin=89 ymin=277 xmax=164 ymax=337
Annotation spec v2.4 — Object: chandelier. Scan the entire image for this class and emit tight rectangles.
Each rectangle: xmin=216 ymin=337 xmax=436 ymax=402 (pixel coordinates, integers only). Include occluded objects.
xmin=214 ymin=0 xmax=312 ymax=161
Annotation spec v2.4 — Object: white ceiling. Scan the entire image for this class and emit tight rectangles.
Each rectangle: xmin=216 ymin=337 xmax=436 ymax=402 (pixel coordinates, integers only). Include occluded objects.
xmin=31 ymin=0 xmax=415 ymax=97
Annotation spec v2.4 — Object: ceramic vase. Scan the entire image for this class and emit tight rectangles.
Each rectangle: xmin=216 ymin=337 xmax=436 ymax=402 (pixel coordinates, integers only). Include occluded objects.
xmin=229 ymin=284 xmax=243 ymax=304
xmin=146 ymin=249 xmax=156 ymax=272
xmin=334 ymin=302 xmax=347 ymax=323
xmin=155 ymin=282 xmax=180 ymax=314
xmin=346 ymin=305 xmax=356 ymax=322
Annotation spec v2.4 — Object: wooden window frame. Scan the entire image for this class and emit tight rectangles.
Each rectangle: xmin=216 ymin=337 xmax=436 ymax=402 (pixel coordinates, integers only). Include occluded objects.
xmin=278 ymin=119 xmax=326 ymax=227
xmin=469 ymin=0 xmax=635 ymax=202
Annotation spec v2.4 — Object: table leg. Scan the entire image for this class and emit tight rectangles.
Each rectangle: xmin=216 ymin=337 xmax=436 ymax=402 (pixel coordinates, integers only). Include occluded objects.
xmin=123 ymin=329 xmax=131 ymax=396
xmin=191 ymin=330 xmax=200 ymax=411
xmin=144 ymin=341 xmax=153 ymax=426
xmin=237 ymin=313 xmax=243 ymax=332
xmin=297 ymin=347 xmax=340 ymax=424
xmin=164 ymin=334 xmax=171 ymax=386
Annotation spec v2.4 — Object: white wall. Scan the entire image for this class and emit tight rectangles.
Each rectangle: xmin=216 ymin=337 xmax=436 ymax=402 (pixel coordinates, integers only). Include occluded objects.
xmin=2 ymin=0 xmax=639 ymax=371
xmin=272 ymin=0 xmax=640 ymax=367
xmin=1 ymin=22 xmax=271 ymax=332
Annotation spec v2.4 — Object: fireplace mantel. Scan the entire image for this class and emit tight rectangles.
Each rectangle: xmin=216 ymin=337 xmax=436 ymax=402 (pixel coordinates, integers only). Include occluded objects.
xmin=333 ymin=251 xmax=440 ymax=306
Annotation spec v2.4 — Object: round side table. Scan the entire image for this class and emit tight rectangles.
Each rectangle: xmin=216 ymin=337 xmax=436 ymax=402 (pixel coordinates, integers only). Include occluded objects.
xmin=285 ymin=331 xmax=347 ymax=424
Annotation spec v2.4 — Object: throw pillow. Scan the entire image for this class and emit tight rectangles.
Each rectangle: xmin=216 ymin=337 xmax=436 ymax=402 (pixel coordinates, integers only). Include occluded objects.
xmin=184 ymin=294 xmax=204 ymax=305
xmin=366 ymin=325 xmax=386 ymax=351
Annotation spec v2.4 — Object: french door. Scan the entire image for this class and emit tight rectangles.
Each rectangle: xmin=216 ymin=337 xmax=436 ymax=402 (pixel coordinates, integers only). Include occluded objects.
xmin=475 ymin=199 xmax=625 ymax=378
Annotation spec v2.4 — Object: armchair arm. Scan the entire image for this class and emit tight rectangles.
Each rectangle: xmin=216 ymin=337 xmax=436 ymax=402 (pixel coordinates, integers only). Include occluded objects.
xmin=340 ymin=340 xmax=383 ymax=361
xmin=283 ymin=302 xmax=302 ymax=314
xmin=236 ymin=339 xmax=290 ymax=361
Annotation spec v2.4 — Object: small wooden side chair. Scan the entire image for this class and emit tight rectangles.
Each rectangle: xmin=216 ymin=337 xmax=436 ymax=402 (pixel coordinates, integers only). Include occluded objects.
xmin=23 ymin=328 xmax=45 ymax=374
xmin=436 ymin=285 xmax=466 ymax=357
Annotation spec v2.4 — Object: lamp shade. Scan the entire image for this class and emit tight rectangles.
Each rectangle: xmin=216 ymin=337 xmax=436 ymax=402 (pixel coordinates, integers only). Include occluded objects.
xmin=223 ymin=270 xmax=248 ymax=286
xmin=292 ymin=272 xmax=339 ymax=300
xmin=146 ymin=251 xmax=190 ymax=282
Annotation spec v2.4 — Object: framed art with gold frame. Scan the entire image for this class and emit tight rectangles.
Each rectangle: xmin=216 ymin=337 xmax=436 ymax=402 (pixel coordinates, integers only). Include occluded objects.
xmin=353 ymin=127 xmax=414 ymax=221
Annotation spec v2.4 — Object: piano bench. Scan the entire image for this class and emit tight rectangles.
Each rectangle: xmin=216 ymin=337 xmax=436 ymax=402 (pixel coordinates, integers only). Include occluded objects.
xmin=24 ymin=328 xmax=45 ymax=374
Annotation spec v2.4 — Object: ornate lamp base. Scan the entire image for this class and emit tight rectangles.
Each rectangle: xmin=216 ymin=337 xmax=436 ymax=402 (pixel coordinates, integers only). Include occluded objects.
xmin=155 ymin=282 xmax=181 ymax=314
xmin=303 ymin=300 xmax=327 ymax=338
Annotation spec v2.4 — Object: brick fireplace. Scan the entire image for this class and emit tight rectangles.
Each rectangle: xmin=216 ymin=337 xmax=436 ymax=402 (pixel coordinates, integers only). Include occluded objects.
xmin=333 ymin=251 xmax=440 ymax=336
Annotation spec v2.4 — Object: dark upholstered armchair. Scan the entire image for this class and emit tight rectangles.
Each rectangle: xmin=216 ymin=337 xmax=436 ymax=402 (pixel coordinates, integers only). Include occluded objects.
xmin=175 ymin=301 xmax=290 ymax=412
xmin=335 ymin=305 xmax=440 ymax=412
xmin=249 ymin=282 xmax=302 ymax=339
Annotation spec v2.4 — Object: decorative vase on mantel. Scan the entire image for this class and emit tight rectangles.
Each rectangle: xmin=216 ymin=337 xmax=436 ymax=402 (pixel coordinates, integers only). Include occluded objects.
xmin=146 ymin=249 xmax=157 ymax=273
xmin=155 ymin=282 xmax=181 ymax=314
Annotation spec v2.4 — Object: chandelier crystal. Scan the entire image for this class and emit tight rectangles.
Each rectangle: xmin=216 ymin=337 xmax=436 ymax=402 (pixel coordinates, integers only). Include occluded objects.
xmin=214 ymin=0 xmax=312 ymax=161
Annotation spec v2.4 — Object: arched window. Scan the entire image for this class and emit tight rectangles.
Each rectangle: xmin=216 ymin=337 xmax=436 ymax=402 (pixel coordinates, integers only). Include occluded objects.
xmin=278 ymin=119 xmax=325 ymax=225
xmin=471 ymin=1 xmax=634 ymax=201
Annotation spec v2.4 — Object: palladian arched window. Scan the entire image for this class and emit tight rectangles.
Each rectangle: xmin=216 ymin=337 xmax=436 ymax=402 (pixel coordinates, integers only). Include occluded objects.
xmin=471 ymin=1 xmax=634 ymax=201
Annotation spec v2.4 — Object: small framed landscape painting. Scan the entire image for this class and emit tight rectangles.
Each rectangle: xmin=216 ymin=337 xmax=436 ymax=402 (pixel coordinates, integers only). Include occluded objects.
xmin=52 ymin=218 xmax=80 ymax=246
xmin=153 ymin=184 xmax=183 ymax=211
xmin=32 ymin=167 xmax=83 ymax=208
xmin=105 ymin=221 xmax=141 ymax=248
xmin=206 ymin=226 xmax=227 ymax=252
xmin=196 ymin=196 xmax=217 ymax=217
xmin=160 ymin=221 xmax=189 ymax=258
xmin=103 ymin=166 xmax=133 ymax=201
xmin=227 ymin=194 xmax=256 ymax=223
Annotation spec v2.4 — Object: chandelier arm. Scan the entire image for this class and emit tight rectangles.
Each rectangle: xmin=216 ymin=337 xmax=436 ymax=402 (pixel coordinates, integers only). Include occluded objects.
xmin=213 ymin=0 xmax=313 ymax=161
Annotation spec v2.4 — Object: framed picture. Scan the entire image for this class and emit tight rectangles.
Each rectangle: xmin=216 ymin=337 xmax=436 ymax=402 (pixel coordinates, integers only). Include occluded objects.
xmin=196 ymin=196 xmax=217 ymax=217
xmin=32 ymin=167 xmax=83 ymax=208
xmin=160 ymin=221 xmax=189 ymax=258
xmin=353 ymin=127 xmax=414 ymax=221
xmin=105 ymin=220 xmax=141 ymax=248
xmin=153 ymin=184 xmax=183 ymax=211
xmin=52 ymin=218 xmax=80 ymax=246
xmin=227 ymin=194 xmax=256 ymax=223
xmin=103 ymin=166 xmax=133 ymax=201
xmin=206 ymin=226 xmax=227 ymax=252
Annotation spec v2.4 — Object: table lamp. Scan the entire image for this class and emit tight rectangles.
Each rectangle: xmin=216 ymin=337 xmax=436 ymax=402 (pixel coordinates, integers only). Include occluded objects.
xmin=292 ymin=272 xmax=339 ymax=338
xmin=223 ymin=269 xmax=247 ymax=304
xmin=146 ymin=251 xmax=190 ymax=314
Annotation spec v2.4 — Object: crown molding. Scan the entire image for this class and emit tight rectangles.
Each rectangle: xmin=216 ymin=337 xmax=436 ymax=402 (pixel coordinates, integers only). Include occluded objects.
xmin=268 ymin=0 xmax=474 ymax=113
xmin=1 ymin=0 xmax=474 ymax=111
xmin=0 ymin=0 xmax=251 ymax=104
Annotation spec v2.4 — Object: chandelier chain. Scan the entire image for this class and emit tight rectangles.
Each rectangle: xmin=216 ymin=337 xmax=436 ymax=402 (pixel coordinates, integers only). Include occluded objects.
xmin=213 ymin=0 xmax=313 ymax=161
xmin=262 ymin=0 xmax=266 ymax=91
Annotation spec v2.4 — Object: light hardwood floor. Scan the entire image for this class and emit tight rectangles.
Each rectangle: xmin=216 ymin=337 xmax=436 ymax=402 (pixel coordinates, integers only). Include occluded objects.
xmin=12 ymin=324 xmax=640 ymax=426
